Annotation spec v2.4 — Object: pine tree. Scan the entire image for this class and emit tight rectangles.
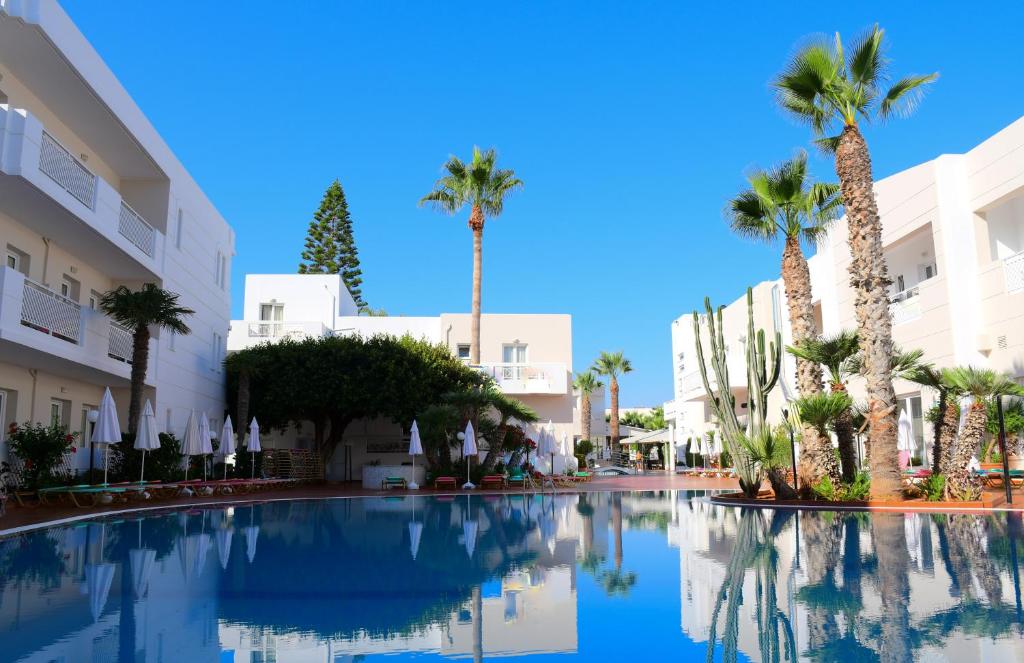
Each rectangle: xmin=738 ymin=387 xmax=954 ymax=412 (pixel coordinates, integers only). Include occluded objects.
xmin=298 ymin=180 xmax=366 ymax=308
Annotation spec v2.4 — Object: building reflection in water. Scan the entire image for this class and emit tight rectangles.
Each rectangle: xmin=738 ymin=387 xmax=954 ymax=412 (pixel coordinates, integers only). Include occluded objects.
xmin=1 ymin=491 xmax=1023 ymax=661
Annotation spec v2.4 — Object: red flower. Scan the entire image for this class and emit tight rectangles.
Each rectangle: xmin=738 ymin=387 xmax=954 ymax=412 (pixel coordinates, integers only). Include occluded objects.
xmin=65 ymin=434 xmax=74 ymax=443
xmin=70 ymin=446 xmax=77 ymax=453
xmin=7 ymin=423 xmax=15 ymax=434
xmin=24 ymin=460 xmax=33 ymax=468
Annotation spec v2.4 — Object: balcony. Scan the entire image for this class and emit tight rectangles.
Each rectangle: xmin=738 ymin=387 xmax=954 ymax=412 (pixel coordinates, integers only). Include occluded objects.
xmin=227 ymin=320 xmax=331 ymax=351
xmin=1003 ymin=251 xmax=1024 ymax=295
xmin=477 ymin=362 xmax=568 ymax=395
xmin=889 ymin=286 xmax=922 ymax=326
xmin=0 ymin=106 xmax=164 ymax=279
xmin=0 ymin=266 xmax=149 ymax=386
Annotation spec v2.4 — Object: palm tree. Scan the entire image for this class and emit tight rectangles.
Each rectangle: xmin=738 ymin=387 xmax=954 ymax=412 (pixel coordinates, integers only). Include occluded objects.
xmin=906 ymin=365 xmax=959 ymax=476
xmin=100 ymin=283 xmax=193 ymax=436
xmin=941 ymin=367 xmax=1022 ymax=500
xmin=419 ymin=147 xmax=523 ymax=365
xmin=573 ymin=371 xmax=604 ymax=449
xmin=480 ymin=388 xmax=537 ymax=473
xmin=225 ymin=349 xmax=265 ymax=453
xmin=788 ymin=332 xmax=858 ymax=483
xmin=592 ymin=352 xmax=632 ymax=447
xmin=775 ymin=26 xmax=937 ymax=500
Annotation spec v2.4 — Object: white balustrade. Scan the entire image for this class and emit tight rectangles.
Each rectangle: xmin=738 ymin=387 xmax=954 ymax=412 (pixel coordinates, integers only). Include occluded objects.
xmin=20 ymin=279 xmax=81 ymax=343
xmin=1004 ymin=252 xmax=1024 ymax=295
xmin=247 ymin=321 xmax=328 ymax=339
xmin=478 ymin=362 xmax=567 ymax=394
xmin=108 ymin=321 xmax=134 ymax=363
xmin=118 ymin=201 xmax=156 ymax=257
xmin=38 ymin=132 xmax=96 ymax=209
xmin=889 ymin=287 xmax=922 ymax=326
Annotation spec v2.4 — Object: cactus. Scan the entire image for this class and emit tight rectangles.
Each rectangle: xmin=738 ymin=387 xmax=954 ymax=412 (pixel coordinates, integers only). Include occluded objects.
xmin=693 ymin=288 xmax=781 ymax=496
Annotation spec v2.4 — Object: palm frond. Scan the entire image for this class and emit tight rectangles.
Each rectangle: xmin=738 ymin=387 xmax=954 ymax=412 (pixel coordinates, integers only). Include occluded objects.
xmin=813 ymin=135 xmax=842 ymax=155
xmin=787 ymin=330 xmax=859 ymax=384
xmin=846 ymin=25 xmax=886 ymax=88
xmin=593 ymin=351 xmax=632 ymax=378
xmin=573 ymin=370 xmax=604 ymax=395
xmin=795 ymin=392 xmax=853 ymax=435
xmin=879 ymin=73 xmax=938 ymax=120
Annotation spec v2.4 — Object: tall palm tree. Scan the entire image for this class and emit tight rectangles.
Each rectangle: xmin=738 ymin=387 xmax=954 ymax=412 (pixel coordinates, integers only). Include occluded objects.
xmin=101 ymin=283 xmax=193 ymax=436
xmin=573 ymin=371 xmax=604 ymax=448
xmin=480 ymin=388 xmax=537 ymax=472
xmin=419 ymin=147 xmax=523 ymax=365
xmin=593 ymin=351 xmax=632 ymax=446
xmin=941 ymin=367 xmax=1022 ymax=500
xmin=906 ymin=365 xmax=959 ymax=476
xmin=775 ymin=26 xmax=937 ymax=500
xmin=788 ymin=331 xmax=858 ymax=483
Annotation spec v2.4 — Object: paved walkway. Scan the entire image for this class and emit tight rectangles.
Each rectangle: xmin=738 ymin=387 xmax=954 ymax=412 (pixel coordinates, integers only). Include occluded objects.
xmin=2 ymin=473 xmax=1021 ymax=536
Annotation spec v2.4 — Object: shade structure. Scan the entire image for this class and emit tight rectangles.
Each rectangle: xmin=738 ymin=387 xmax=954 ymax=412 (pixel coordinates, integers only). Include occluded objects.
xmin=408 ymin=520 xmax=424 ymax=560
xmin=129 ymin=548 xmax=157 ymax=599
xmin=216 ymin=527 xmax=234 ymax=570
xmin=247 ymin=418 xmax=261 ymax=479
xmin=220 ymin=416 xmax=236 ymax=479
xmin=199 ymin=412 xmax=214 ymax=480
xmin=461 ymin=421 xmax=478 ymax=489
xmin=408 ymin=420 xmax=423 ymax=489
xmin=85 ymin=563 xmax=115 ymax=622
xmin=91 ymin=387 xmax=122 ymax=485
xmin=181 ymin=411 xmax=203 ymax=482
xmin=134 ymin=400 xmax=161 ymax=483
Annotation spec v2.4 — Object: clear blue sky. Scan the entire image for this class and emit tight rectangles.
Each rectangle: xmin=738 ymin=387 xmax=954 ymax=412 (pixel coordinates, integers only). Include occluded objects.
xmin=64 ymin=1 xmax=1024 ymax=407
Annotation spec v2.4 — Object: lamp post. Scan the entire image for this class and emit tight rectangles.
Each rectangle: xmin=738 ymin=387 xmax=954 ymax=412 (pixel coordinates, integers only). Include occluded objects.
xmin=87 ymin=409 xmax=99 ymax=484
xmin=783 ymin=409 xmax=798 ymax=494
xmin=997 ymin=396 xmax=1013 ymax=505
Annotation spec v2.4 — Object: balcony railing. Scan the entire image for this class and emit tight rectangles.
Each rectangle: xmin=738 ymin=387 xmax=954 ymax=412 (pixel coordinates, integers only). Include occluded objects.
xmin=20 ymin=278 xmax=81 ymax=344
xmin=108 ymin=321 xmax=134 ymax=363
xmin=889 ymin=286 xmax=922 ymax=326
xmin=39 ymin=131 xmax=96 ymax=209
xmin=118 ymin=201 xmax=156 ymax=257
xmin=476 ymin=362 xmax=568 ymax=394
xmin=1004 ymin=252 xmax=1024 ymax=295
xmin=246 ymin=321 xmax=329 ymax=340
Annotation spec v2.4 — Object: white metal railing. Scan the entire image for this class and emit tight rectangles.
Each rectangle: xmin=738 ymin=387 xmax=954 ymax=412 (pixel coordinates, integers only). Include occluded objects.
xmin=118 ymin=201 xmax=156 ymax=257
xmin=247 ymin=321 xmax=328 ymax=339
xmin=39 ymin=132 xmax=96 ymax=209
xmin=20 ymin=278 xmax=81 ymax=343
xmin=889 ymin=287 xmax=922 ymax=326
xmin=108 ymin=321 xmax=134 ymax=363
xmin=477 ymin=362 xmax=568 ymax=393
xmin=1004 ymin=252 xmax=1024 ymax=294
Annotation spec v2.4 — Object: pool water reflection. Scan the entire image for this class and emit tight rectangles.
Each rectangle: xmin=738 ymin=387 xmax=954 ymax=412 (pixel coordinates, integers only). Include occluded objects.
xmin=1 ymin=491 xmax=1023 ymax=661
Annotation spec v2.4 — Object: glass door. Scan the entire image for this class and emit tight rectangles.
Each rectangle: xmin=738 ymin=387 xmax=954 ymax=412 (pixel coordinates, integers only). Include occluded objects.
xmin=502 ymin=344 xmax=527 ymax=380
xmin=259 ymin=303 xmax=284 ymax=337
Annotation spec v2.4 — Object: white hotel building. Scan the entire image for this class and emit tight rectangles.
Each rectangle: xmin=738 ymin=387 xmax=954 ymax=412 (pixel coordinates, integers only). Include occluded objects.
xmin=228 ymin=274 xmax=602 ymax=479
xmin=667 ymin=116 xmax=1024 ymax=464
xmin=0 ymin=1 xmax=234 ymax=466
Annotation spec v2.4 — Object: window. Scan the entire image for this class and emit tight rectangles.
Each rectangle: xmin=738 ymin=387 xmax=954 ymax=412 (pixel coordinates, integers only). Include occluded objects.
xmin=5 ymin=245 xmax=28 ymax=276
xmin=80 ymin=405 xmax=96 ymax=444
xmin=176 ymin=209 xmax=184 ymax=250
xmin=456 ymin=344 xmax=471 ymax=360
xmin=502 ymin=343 xmax=528 ymax=380
xmin=88 ymin=290 xmax=102 ymax=310
xmin=259 ymin=303 xmax=284 ymax=336
xmin=219 ymin=254 xmax=227 ymax=290
xmin=898 ymin=395 xmax=926 ymax=467
xmin=896 ymin=274 xmax=905 ymax=293
xmin=212 ymin=332 xmax=223 ymax=371
xmin=5 ymin=253 xmax=17 ymax=270
xmin=215 ymin=250 xmax=223 ymax=286
xmin=50 ymin=399 xmax=66 ymax=428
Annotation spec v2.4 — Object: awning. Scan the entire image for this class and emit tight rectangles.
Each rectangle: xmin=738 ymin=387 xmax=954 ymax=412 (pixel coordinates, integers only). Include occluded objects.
xmin=618 ymin=428 xmax=672 ymax=445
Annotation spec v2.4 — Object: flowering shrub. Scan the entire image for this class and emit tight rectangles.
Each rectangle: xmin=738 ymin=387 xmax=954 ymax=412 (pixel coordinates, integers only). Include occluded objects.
xmin=7 ymin=423 xmax=77 ymax=488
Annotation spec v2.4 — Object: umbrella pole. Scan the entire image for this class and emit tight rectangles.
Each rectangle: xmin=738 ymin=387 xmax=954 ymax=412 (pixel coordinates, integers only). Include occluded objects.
xmin=140 ymin=450 xmax=146 ymax=484
xmin=224 ymin=456 xmax=228 ymax=481
xmin=251 ymin=452 xmax=256 ymax=479
xmin=203 ymin=455 xmax=208 ymax=482
xmin=185 ymin=459 xmax=189 ymax=483
xmin=103 ymin=447 xmax=109 ymax=486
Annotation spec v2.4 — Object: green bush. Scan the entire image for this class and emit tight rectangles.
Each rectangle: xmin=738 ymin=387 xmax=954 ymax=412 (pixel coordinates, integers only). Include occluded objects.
xmin=111 ymin=432 xmax=186 ymax=483
xmin=812 ymin=475 xmax=837 ymax=501
xmin=922 ymin=474 xmax=946 ymax=501
xmin=7 ymin=422 xmax=76 ymax=488
xmin=838 ymin=472 xmax=871 ymax=501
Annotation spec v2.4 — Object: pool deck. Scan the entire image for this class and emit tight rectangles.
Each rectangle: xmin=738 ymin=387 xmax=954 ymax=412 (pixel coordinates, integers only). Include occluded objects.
xmin=2 ymin=473 xmax=1022 ymax=537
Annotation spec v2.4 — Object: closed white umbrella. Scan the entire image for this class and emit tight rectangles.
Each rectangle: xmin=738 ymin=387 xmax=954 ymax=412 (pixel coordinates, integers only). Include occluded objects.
xmin=247 ymin=418 xmax=262 ymax=479
xmin=181 ymin=411 xmax=203 ymax=482
xmin=545 ymin=421 xmax=556 ymax=475
xmin=244 ymin=506 xmax=259 ymax=563
xmin=463 ymin=517 xmax=478 ymax=559
xmin=198 ymin=412 xmax=213 ymax=481
xmin=216 ymin=527 xmax=233 ymax=570
xmin=134 ymin=400 xmax=160 ymax=484
xmin=409 ymin=520 xmax=424 ymax=560
xmin=85 ymin=562 xmax=115 ymax=622
xmin=129 ymin=548 xmax=156 ymax=599
xmin=220 ymin=416 xmax=235 ymax=480
xmin=898 ymin=408 xmax=917 ymax=470
xmin=408 ymin=420 xmax=424 ymax=490
xmin=560 ymin=431 xmax=571 ymax=474
xmin=461 ymin=421 xmax=478 ymax=489
xmin=91 ymin=387 xmax=122 ymax=485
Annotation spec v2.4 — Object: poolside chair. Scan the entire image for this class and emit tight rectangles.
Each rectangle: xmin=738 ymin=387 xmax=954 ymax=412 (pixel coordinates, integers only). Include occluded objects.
xmin=433 ymin=476 xmax=457 ymax=491
xmin=480 ymin=475 xmax=506 ymax=490
xmin=507 ymin=471 xmax=526 ymax=489
xmin=382 ymin=476 xmax=408 ymax=490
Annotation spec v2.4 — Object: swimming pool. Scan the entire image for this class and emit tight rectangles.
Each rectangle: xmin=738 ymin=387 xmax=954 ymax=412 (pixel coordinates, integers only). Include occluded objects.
xmin=1 ymin=491 xmax=1022 ymax=661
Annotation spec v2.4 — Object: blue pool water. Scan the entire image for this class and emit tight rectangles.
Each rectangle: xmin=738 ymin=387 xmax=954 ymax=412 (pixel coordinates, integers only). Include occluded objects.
xmin=2 ymin=491 xmax=1023 ymax=662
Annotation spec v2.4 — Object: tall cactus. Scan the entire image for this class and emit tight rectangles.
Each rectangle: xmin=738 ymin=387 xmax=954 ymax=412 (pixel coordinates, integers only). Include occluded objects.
xmin=693 ymin=288 xmax=781 ymax=495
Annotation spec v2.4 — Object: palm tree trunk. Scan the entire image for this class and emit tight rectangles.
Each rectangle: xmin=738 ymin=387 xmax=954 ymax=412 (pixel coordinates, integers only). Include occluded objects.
xmin=612 ymin=493 xmax=623 ymax=570
xmin=610 ymin=378 xmax=620 ymax=446
xmin=835 ymin=124 xmax=901 ymax=500
xmin=936 ymin=395 xmax=958 ymax=476
xmin=947 ymin=403 xmax=985 ymax=500
xmin=237 ymin=368 xmax=251 ymax=450
xmin=831 ymin=383 xmax=858 ymax=482
xmin=481 ymin=423 xmax=508 ymax=473
xmin=128 ymin=325 xmax=150 ymax=437
xmin=581 ymin=392 xmax=592 ymax=445
xmin=469 ymin=204 xmax=485 ymax=366
xmin=872 ymin=513 xmax=913 ymax=663
xmin=780 ymin=236 xmax=838 ymax=489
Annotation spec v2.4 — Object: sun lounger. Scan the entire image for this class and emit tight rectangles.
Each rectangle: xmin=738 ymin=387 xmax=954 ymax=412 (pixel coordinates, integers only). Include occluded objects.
xmin=507 ymin=472 xmax=526 ymax=489
xmin=382 ymin=476 xmax=408 ymax=490
xmin=573 ymin=472 xmax=591 ymax=482
xmin=480 ymin=475 xmax=506 ymax=490
xmin=434 ymin=476 xmax=457 ymax=490
xmin=38 ymin=484 xmax=150 ymax=508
